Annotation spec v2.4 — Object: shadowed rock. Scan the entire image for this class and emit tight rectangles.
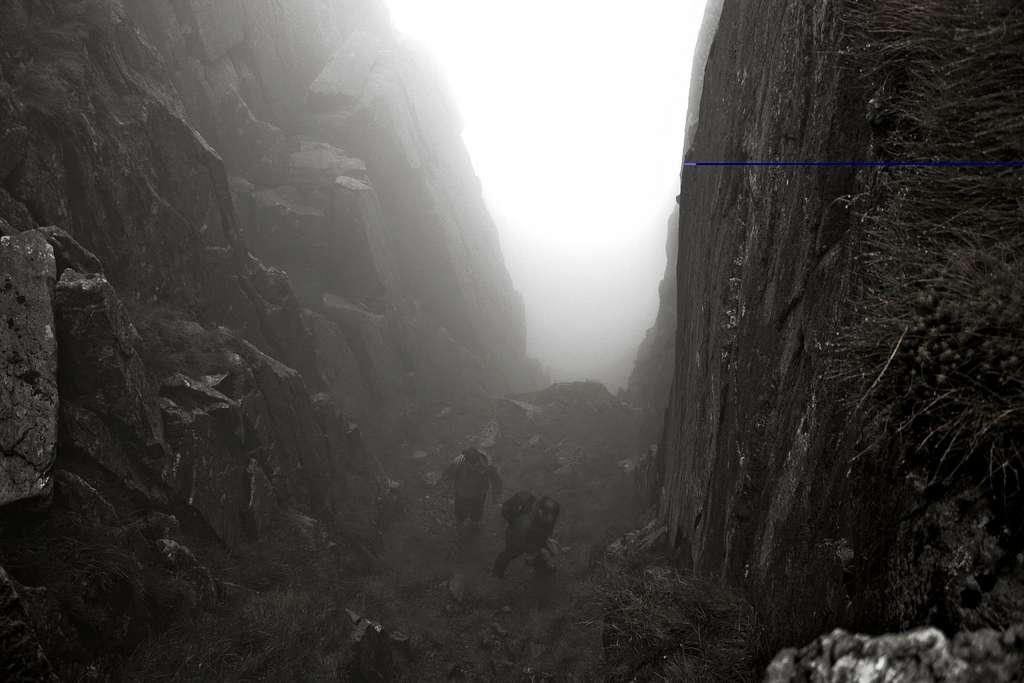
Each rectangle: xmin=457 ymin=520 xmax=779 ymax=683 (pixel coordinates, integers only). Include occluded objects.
xmin=0 ymin=567 xmax=57 ymax=682
xmin=0 ymin=231 xmax=57 ymax=507
xmin=36 ymin=226 xmax=103 ymax=277
xmin=55 ymin=270 xmax=170 ymax=484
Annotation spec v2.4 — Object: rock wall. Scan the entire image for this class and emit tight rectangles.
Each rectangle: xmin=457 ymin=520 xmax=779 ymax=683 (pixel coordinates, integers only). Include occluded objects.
xmin=658 ymin=3 xmax=870 ymax=645
xmin=656 ymin=0 xmax=1024 ymax=656
xmin=627 ymin=205 xmax=679 ymax=445
xmin=121 ymin=0 xmax=542 ymax=414
xmin=0 ymin=0 xmax=536 ymax=674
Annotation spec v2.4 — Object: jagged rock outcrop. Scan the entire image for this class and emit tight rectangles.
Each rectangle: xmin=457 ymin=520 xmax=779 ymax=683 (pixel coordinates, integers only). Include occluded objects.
xmin=765 ymin=626 xmax=1024 ymax=683
xmin=655 ymin=0 xmax=1024 ymax=657
xmin=56 ymin=270 xmax=169 ymax=488
xmin=0 ymin=232 xmax=57 ymax=507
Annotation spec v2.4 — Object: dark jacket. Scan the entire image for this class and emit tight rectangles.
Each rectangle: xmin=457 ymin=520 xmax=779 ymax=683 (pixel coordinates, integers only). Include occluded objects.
xmin=501 ymin=492 xmax=558 ymax=549
xmin=442 ymin=453 xmax=502 ymax=501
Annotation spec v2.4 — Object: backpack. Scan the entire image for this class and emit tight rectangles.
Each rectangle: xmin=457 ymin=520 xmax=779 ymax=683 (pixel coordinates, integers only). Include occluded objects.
xmin=501 ymin=491 xmax=535 ymax=524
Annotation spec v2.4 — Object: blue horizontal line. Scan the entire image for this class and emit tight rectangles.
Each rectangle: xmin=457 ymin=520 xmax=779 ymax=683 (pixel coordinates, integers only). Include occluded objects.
xmin=684 ymin=161 xmax=1024 ymax=167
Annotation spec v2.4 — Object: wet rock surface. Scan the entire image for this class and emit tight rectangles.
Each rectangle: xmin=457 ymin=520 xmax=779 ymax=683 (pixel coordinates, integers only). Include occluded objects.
xmin=0 ymin=231 xmax=58 ymax=506
xmin=648 ymin=0 xmax=1024 ymax=666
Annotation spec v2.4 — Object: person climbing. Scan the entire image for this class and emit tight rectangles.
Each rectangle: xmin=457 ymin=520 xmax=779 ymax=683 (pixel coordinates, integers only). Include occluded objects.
xmin=493 ymin=492 xmax=560 ymax=578
xmin=439 ymin=446 xmax=503 ymax=529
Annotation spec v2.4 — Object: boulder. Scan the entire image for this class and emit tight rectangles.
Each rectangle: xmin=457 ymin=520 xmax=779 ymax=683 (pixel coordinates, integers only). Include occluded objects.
xmin=36 ymin=226 xmax=104 ymax=277
xmin=0 ymin=231 xmax=58 ymax=506
xmin=765 ymin=626 xmax=1024 ymax=682
xmin=157 ymin=373 xmax=255 ymax=547
xmin=54 ymin=270 xmax=169 ymax=481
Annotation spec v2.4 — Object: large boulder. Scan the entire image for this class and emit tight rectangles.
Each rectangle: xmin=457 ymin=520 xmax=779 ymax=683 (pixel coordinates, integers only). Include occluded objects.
xmin=765 ymin=626 xmax=1024 ymax=682
xmin=51 ymin=271 xmax=210 ymax=520
xmin=157 ymin=373 xmax=260 ymax=547
xmin=35 ymin=226 xmax=104 ymax=277
xmin=0 ymin=231 xmax=58 ymax=506
xmin=54 ymin=270 xmax=168 ymax=482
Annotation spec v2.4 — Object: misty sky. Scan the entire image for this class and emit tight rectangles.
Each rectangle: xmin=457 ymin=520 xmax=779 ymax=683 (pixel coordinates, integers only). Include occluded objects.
xmin=384 ymin=1 xmax=708 ymax=389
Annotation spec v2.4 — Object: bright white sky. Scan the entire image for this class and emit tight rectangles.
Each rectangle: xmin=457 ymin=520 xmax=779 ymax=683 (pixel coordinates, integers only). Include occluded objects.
xmin=384 ymin=1 xmax=707 ymax=389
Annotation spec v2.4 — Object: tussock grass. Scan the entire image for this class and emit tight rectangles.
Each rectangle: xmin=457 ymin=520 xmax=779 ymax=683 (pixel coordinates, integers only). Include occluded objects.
xmin=115 ymin=508 xmax=367 ymax=681
xmin=118 ymin=589 xmax=348 ymax=682
xmin=596 ymin=563 xmax=762 ymax=683
xmin=836 ymin=0 xmax=1024 ymax=488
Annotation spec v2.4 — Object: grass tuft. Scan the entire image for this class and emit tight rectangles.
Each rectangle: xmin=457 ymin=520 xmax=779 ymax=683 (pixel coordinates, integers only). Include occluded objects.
xmin=835 ymin=0 xmax=1024 ymax=489
xmin=118 ymin=589 xmax=348 ymax=682
xmin=596 ymin=562 xmax=762 ymax=682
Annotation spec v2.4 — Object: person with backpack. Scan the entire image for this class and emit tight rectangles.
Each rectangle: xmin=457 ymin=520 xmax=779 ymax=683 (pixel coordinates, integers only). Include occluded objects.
xmin=493 ymin=492 xmax=560 ymax=578
xmin=439 ymin=447 xmax=503 ymax=529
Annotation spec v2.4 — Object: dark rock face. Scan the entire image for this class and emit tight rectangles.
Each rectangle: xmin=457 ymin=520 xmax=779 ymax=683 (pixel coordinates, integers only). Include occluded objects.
xmin=627 ymin=206 xmax=679 ymax=448
xmin=0 ymin=231 xmax=58 ymax=506
xmin=765 ymin=626 xmax=1024 ymax=683
xmin=656 ymin=0 xmax=1024 ymax=658
xmin=0 ymin=567 xmax=57 ymax=683
xmin=0 ymin=0 xmax=535 ymax=675
xmin=0 ymin=3 xmax=240 ymax=309
xmin=659 ymin=3 xmax=870 ymax=649
xmin=55 ymin=270 xmax=171 ymax=492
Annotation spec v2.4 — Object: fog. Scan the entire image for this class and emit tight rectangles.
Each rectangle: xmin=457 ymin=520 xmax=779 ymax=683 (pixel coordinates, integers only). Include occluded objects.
xmin=385 ymin=1 xmax=708 ymax=389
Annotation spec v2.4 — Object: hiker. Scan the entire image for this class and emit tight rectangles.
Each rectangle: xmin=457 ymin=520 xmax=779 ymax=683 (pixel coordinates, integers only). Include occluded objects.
xmin=493 ymin=492 xmax=560 ymax=578
xmin=439 ymin=447 xmax=503 ymax=528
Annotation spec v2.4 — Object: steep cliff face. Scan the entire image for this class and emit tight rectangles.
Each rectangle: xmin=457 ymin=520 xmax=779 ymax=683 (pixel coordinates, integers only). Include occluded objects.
xmin=628 ymin=205 xmax=678 ymax=444
xmin=121 ymin=0 xmax=540 ymax=411
xmin=658 ymin=0 xmax=1024 ymax=655
xmin=658 ymin=0 xmax=869 ymax=648
xmin=0 ymin=0 xmax=537 ymax=674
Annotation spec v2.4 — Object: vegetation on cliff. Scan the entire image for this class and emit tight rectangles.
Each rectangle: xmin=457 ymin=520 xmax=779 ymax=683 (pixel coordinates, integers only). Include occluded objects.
xmin=841 ymin=0 xmax=1024 ymax=490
